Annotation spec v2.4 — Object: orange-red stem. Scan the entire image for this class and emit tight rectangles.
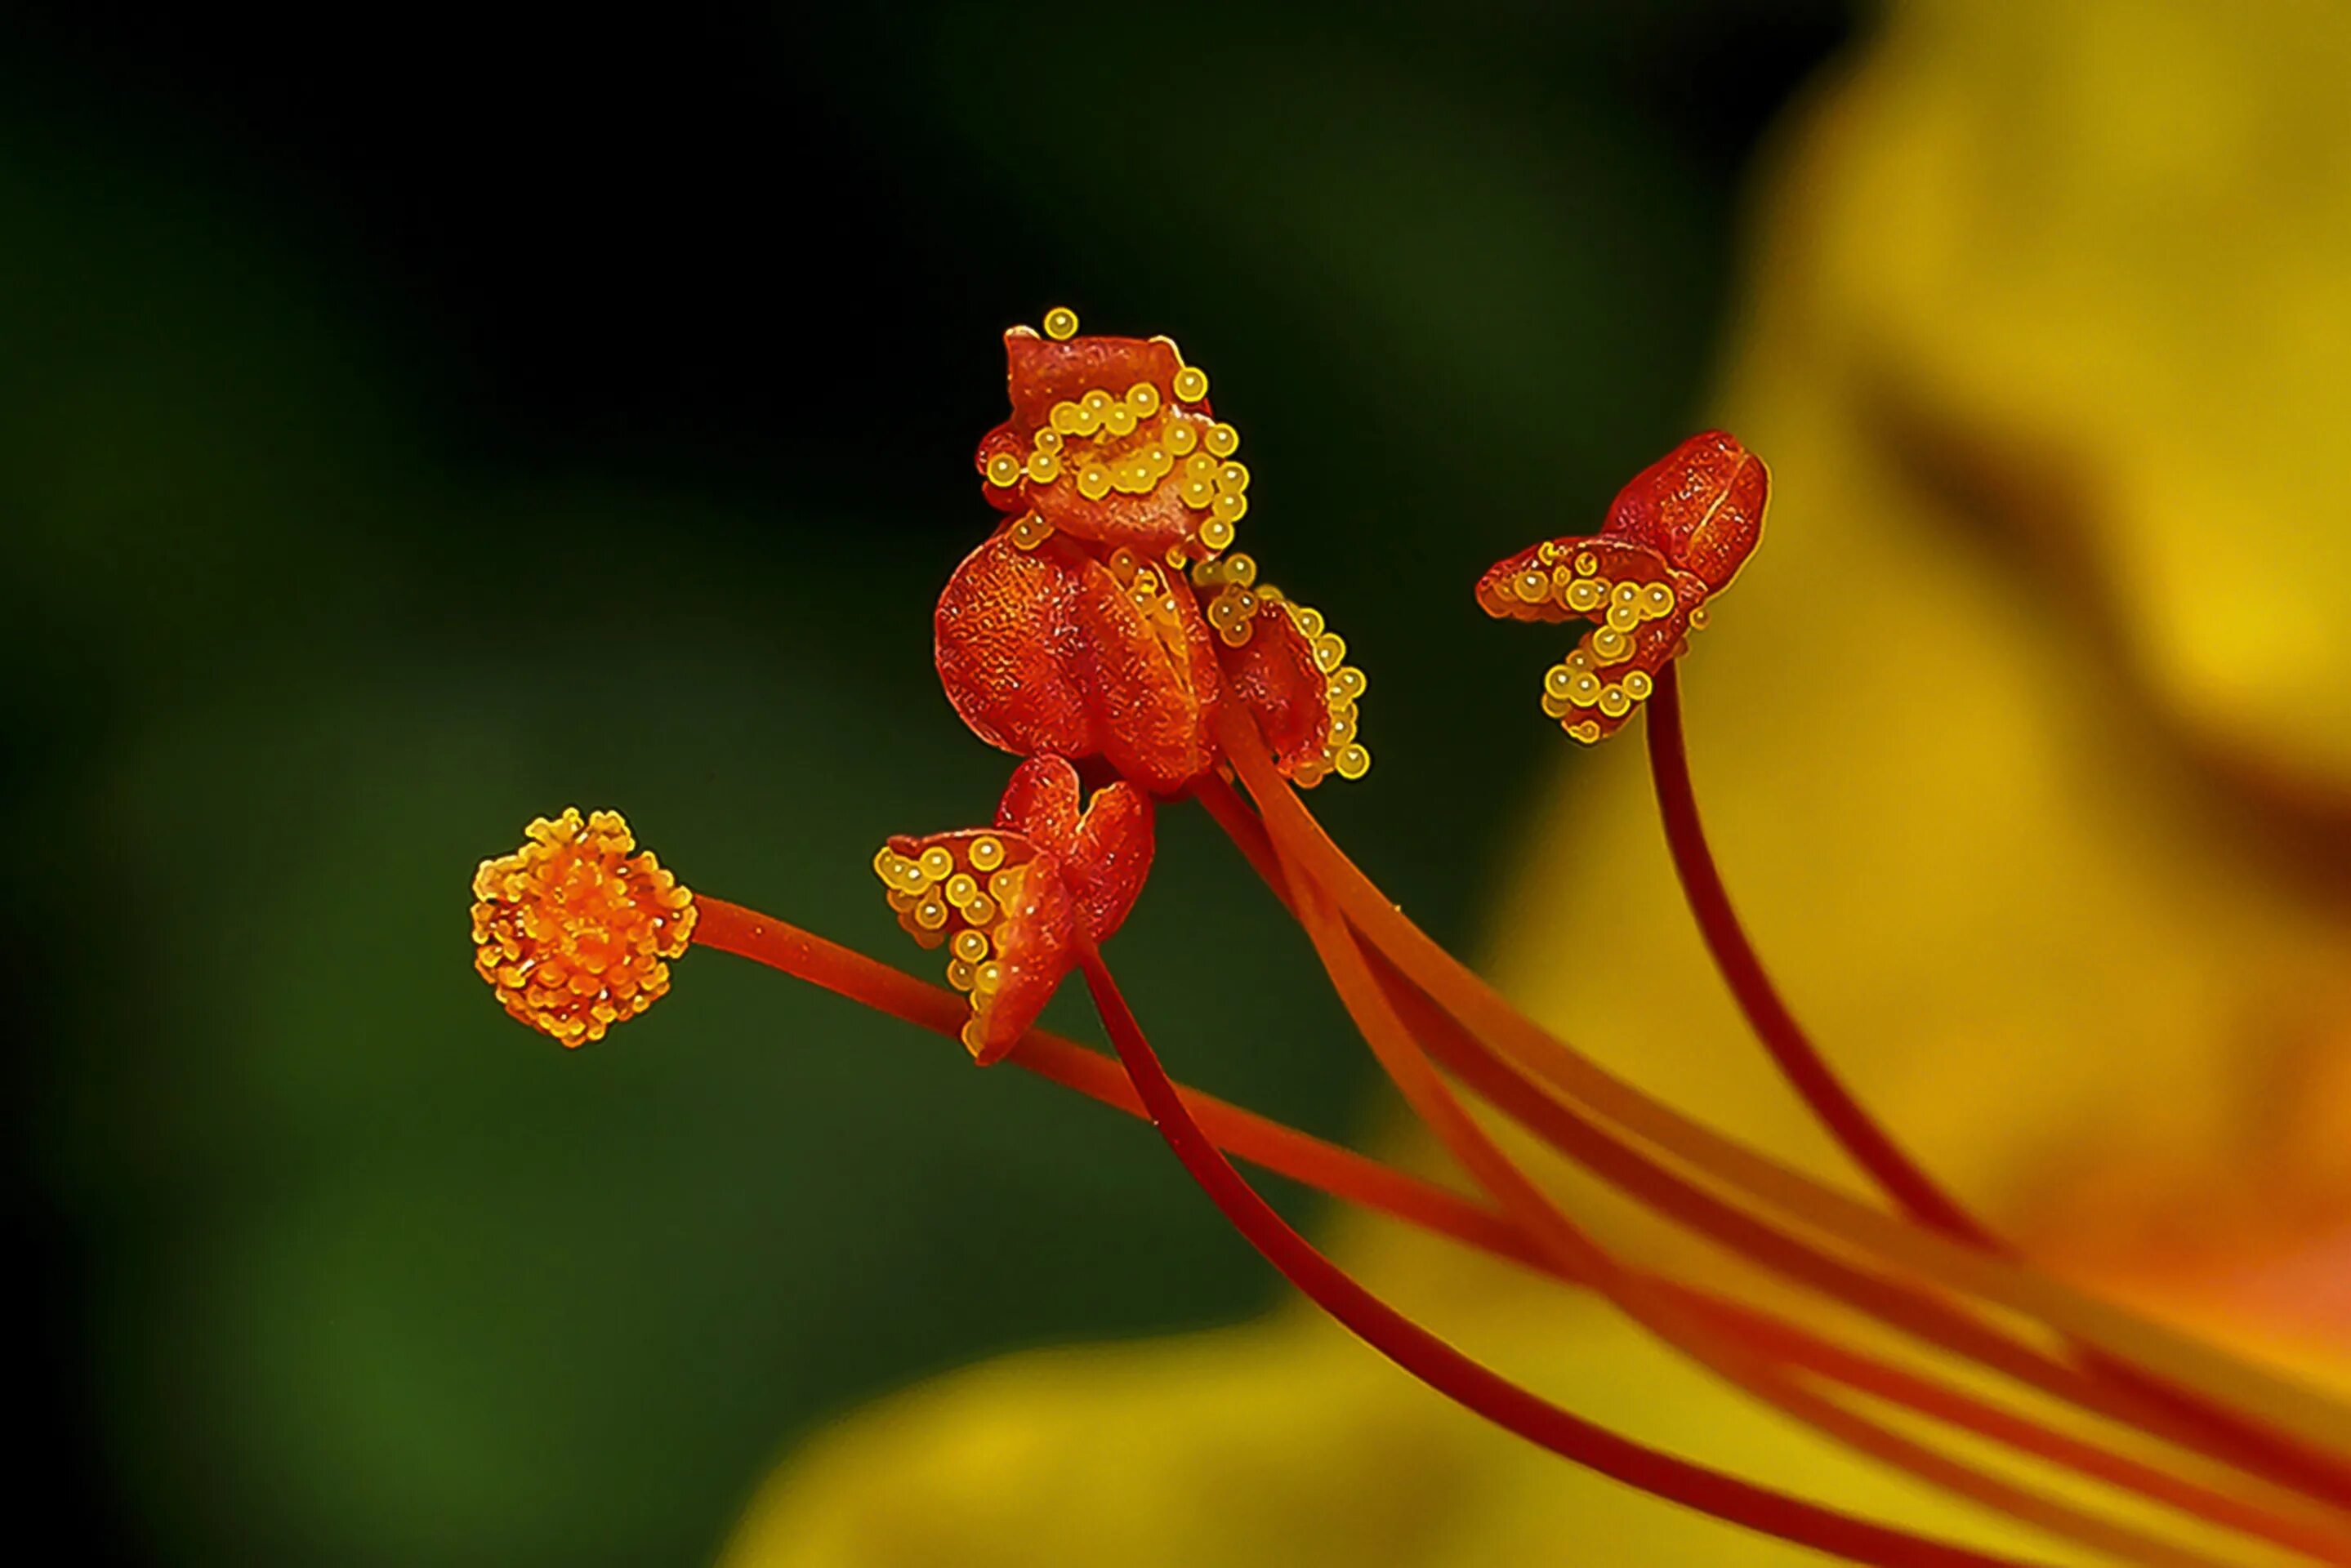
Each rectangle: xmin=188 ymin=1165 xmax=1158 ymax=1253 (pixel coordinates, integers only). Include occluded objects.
xmin=1646 ymin=663 xmax=2351 ymax=1504
xmin=689 ymin=896 xmax=1528 ymax=1267
xmin=1212 ymin=702 xmax=2351 ymax=1488
xmin=694 ymin=891 xmax=2348 ymax=1557
xmin=1075 ymin=944 xmax=2046 ymax=1568
xmin=1644 ymin=663 xmax=1991 ymax=1245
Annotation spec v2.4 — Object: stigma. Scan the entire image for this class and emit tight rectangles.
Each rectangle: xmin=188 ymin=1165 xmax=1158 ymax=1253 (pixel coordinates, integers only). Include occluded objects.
xmin=469 ymin=808 xmax=697 ymax=1046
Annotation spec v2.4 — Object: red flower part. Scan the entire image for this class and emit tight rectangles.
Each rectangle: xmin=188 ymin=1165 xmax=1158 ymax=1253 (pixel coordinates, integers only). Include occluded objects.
xmin=1202 ymin=556 xmax=1369 ymax=783
xmin=873 ymin=755 xmax=1154 ymax=1063
xmin=1476 ymin=432 xmax=1767 ymax=743
xmin=936 ymin=522 xmax=1223 ymax=794
xmin=1603 ymin=429 xmax=1767 ymax=594
xmin=947 ymin=310 xmax=1370 ymax=790
xmin=975 ymin=323 xmax=1247 ymax=557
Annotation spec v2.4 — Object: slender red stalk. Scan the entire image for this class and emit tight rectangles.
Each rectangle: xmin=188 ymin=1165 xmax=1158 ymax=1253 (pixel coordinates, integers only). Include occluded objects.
xmin=1198 ymin=771 xmax=2347 ymax=1496
xmin=1075 ymin=943 xmax=2050 ymax=1568
xmin=690 ymin=896 xmax=1532 ymax=1264
xmin=1277 ymin=853 xmax=2246 ymax=1566
xmin=1644 ymin=663 xmax=1992 ymax=1244
xmin=1211 ymin=702 xmax=2351 ymax=1486
xmin=1645 ymin=663 xmax=2351 ymax=1504
xmin=694 ymin=890 xmax=2351 ymax=1557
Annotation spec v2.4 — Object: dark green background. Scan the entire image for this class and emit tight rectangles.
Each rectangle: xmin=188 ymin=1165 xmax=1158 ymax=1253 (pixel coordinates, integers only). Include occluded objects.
xmin=8 ymin=5 xmax=1843 ymax=1563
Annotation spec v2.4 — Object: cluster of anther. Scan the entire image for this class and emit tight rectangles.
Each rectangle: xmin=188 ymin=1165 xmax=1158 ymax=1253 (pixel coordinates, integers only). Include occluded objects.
xmin=1191 ymin=553 xmax=1370 ymax=782
xmin=1516 ymin=546 xmax=1684 ymax=742
xmin=1479 ymin=430 xmax=1763 ymax=746
xmin=469 ymin=808 xmax=697 ymax=1046
xmin=871 ymin=831 xmax=1032 ymax=1054
xmin=947 ymin=309 xmax=1373 ymax=790
xmin=981 ymin=307 xmax=1250 ymax=562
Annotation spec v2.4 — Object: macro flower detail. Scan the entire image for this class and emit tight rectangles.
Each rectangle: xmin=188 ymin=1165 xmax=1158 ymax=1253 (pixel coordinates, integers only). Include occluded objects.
xmin=975 ymin=312 xmax=1241 ymax=556
xmin=1478 ymin=430 xmax=1765 ymax=742
xmin=873 ymin=755 xmax=1154 ymax=1063
xmin=940 ymin=309 xmax=1370 ymax=792
xmin=468 ymin=807 xmax=697 ymax=1046
xmin=469 ymin=312 xmax=2351 ymax=1568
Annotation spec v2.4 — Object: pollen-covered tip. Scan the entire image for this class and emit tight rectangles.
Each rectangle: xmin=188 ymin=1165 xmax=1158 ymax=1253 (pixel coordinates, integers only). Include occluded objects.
xmin=469 ymin=807 xmax=698 ymax=1047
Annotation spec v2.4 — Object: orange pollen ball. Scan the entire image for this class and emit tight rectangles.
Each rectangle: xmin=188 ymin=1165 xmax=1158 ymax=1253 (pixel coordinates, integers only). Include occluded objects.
xmin=469 ymin=807 xmax=697 ymax=1047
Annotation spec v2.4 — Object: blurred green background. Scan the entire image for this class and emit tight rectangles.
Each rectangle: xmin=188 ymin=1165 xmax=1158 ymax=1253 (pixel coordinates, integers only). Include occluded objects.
xmin=7 ymin=4 xmax=1845 ymax=1563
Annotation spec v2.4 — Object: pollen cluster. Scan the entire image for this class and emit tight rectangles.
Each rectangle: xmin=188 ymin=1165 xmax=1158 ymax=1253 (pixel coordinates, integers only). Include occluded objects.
xmin=1193 ymin=551 xmax=1371 ymax=784
xmin=969 ymin=310 xmax=1372 ymax=790
xmin=470 ymin=808 xmax=697 ymax=1046
xmin=988 ymin=310 xmax=1253 ymax=564
xmin=873 ymin=833 xmax=1030 ymax=1056
xmin=1276 ymin=593 xmax=1372 ymax=783
xmin=1497 ymin=543 xmax=1689 ymax=744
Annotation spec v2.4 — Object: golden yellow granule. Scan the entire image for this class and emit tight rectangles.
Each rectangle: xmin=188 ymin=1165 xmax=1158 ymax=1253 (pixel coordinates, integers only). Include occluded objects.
xmin=470 ymin=808 xmax=696 ymax=1047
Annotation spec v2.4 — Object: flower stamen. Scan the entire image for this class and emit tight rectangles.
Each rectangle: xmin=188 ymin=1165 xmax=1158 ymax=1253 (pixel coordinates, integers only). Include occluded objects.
xmin=468 ymin=808 xmax=696 ymax=1046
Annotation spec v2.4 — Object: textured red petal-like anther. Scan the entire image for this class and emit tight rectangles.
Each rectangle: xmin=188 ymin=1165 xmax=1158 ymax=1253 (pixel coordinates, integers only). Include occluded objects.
xmin=1001 ymin=330 xmax=1187 ymax=429
xmin=1604 ymin=429 xmax=1766 ymax=593
xmin=936 ymin=525 xmax=1221 ymax=795
xmin=1474 ymin=536 xmax=1706 ymax=626
xmin=1217 ymin=600 xmax=1336 ymax=777
xmin=877 ymin=757 xmax=1158 ymax=1063
xmin=935 ymin=526 xmax=1100 ymax=763
xmin=1068 ymin=542 xmax=1223 ymax=791
xmin=995 ymin=755 xmax=1155 ymax=944
xmin=970 ymin=845 xmax=1077 ymax=1063
xmin=1479 ymin=433 xmax=1765 ymax=745
xmin=975 ymin=329 xmax=1223 ymax=553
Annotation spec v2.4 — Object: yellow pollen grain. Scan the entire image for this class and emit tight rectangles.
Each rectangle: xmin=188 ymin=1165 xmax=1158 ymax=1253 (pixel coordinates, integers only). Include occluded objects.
xmin=1172 ymin=366 xmax=1208 ymax=403
xmin=1043 ymin=306 xmax=1079 ymax=340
